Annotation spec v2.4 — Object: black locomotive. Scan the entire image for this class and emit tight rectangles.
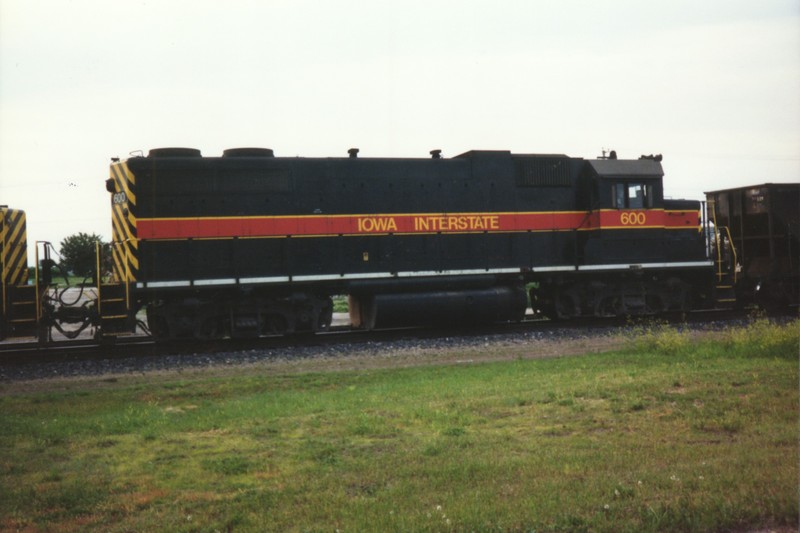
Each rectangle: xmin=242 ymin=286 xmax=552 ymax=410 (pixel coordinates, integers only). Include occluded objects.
xmin=5 ymin=147 xmax=794 ymax=343
xmin=103 ymin=147 xmax=711 ymax=340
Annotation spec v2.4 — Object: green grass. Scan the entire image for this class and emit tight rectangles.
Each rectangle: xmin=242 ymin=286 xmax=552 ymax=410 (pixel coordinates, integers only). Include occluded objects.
xmin=1 ymin=319 xmax=797 ymax=532
xmin=27 ymin=266 xmax=91 ymax=288
xmin=332 ymin=294 xmax=349 ymax=313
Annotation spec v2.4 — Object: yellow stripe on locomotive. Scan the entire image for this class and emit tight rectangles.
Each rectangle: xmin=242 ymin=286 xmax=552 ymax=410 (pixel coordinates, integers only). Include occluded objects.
xmin=1 ymin=206 xmax=35 ymax=339
xmin=107 ymin=160 xmax=139 ymax=283
xmin=1 ymin=207 xmax=29 ymax=287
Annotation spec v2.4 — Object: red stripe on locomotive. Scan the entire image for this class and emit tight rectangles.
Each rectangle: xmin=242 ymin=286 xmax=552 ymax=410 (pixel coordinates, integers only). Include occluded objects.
xmin=136 ymin=209 xmax=699 ymax=240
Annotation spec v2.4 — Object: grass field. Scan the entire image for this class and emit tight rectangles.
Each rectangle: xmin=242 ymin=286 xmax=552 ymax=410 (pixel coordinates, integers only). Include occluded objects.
xmin=1 ymin=319 xmax=798 ymax=532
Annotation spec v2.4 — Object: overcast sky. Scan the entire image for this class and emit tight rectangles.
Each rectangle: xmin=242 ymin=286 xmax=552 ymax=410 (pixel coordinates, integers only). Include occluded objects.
xmin=1 ymin=0 xmax=798 ymax=262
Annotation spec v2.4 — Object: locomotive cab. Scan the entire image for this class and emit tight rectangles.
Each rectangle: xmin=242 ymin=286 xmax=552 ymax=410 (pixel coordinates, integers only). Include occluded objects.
xmin=535 ymin=154 xmax=710 ymax=320
xmin=581 ymin=156 xmax=666 ymax=265
xmin=592 ymin=157 xmax=664 ymax=221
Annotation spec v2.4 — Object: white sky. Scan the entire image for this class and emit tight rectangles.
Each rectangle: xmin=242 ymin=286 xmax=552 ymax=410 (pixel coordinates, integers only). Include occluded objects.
xmin=1 ymin=0 xmax=798 ymax=262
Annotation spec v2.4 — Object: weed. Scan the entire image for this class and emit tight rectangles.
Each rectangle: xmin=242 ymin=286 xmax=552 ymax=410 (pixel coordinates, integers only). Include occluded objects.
xmin=442 ymin=426 xmax=466 ymax=437
xmin=613 ymin=483 xmax=635 ymax=499
xmin=422 ymin=443 xmax=444 ymax=456
xmin=629 ymin=400 xmax=647 ymax=412
xmin=626 ymin=321 xmax=693 ymax=355
xmin=202 ymin=456 xmax=252 ymax=476
xmin=722 ymin=318 xmax=800 ymax=359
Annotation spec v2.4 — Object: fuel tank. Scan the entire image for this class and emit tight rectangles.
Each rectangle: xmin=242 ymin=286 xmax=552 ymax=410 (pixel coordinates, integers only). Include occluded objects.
xmin=350 ymin=286 xmax=527 ymax=329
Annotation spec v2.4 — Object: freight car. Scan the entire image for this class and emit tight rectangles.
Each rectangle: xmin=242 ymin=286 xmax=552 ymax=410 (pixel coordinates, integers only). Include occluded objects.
xmin=101 ymin=147 xmax=714 ymax=340
xmin=706 ymin=183 xmax=800 ymax=310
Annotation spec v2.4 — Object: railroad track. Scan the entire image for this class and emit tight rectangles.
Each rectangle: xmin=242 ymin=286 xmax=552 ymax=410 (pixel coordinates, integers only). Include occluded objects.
xmin=0 ymin=307 xmax=762 ymax=368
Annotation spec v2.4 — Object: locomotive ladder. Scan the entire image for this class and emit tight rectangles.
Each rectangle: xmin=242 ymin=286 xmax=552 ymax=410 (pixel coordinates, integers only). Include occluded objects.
xmin=708 ymin=199 xmax=738 ymax=309
xmin=3 ymin=285 xmax=38 ymax=338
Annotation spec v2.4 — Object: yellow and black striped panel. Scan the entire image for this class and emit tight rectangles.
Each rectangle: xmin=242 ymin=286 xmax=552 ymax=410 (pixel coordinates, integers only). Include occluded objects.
xmin=108 ymin=161 xmax=139 ymax=282
xmin=1 ymin=207 xmax=29 ymax=287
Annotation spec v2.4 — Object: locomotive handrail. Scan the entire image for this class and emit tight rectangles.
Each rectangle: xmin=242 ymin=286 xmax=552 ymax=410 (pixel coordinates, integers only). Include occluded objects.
xmin=125 ymin=244 xmax=131 ymax=313
xmin=96 ymin=242 xmax=102 ymax=318
xmin=34 ymin=242 xmax=41 ymax=322
xmin=708 ymin=198 xmax=738 ymax=285
xmin=721 ymin=225 xmax=738 ymax=284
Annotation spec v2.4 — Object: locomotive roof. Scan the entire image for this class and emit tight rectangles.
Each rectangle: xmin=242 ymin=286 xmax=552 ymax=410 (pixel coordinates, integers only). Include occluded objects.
xmin=587 ymin=159 xmax=664 ymax=178
xmin=704 ymin=182 xmax=800 ymax=195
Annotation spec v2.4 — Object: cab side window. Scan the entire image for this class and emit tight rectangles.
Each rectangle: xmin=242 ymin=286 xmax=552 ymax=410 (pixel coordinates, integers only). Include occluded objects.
xmin=628 ymin=184 xmax=645 ymax=208
xmin=613 ymin=185 xmax=626 ymax=209
xmin=612 ymin=183 xmax=653 ymax=209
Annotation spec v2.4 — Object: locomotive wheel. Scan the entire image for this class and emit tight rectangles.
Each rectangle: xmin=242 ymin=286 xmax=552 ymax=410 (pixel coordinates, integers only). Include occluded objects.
xmin=645 ymin=294 xmax=665 ymax=315
xmin=596 ymin=296 xmax=619 ymax=318
xmin=555 ymin=289 xmax=581 ymax=319
xmin=195 ymin=315 xmax=223 ymax=340
xmin=146 ymin=308 xmax=171 ymax=340
xmin=260 ymin=314 xmax=289 ymax=335
xmin=315 ymin=297 xmax=333 ymax=331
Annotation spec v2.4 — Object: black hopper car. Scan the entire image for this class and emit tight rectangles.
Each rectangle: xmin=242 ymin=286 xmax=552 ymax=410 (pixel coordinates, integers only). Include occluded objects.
xmin=3 ymin=148 xmax=795 ymax=342
xmin=706 ymin=183 xmax=800 ymax=311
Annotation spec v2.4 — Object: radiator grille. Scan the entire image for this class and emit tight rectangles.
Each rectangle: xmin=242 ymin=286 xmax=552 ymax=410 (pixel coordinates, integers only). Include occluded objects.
xmin=514 ymin=158 xmax=571 ymax=187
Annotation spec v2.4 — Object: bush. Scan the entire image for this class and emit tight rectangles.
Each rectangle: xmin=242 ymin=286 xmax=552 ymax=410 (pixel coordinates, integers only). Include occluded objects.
xmin=722 ymin=318 xmax=800 ymax=359
xmin=58 ymin=233 xmax=110 ymax=277
xmin=627 ymin=322 xmax=693 ymax=356
xmin=628 ymin=318 xmax=799 ymax=360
